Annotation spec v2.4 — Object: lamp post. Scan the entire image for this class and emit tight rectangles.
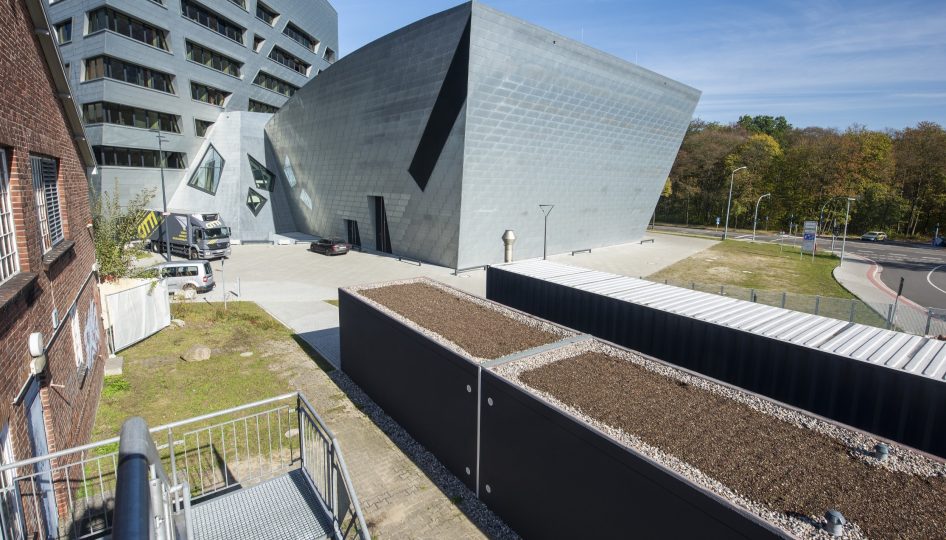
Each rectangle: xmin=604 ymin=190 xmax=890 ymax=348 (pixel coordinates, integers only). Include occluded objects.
xmin=539 ymin=205 xmax=554 ymax=260
xmin=752 ymin=193 xmax=771 ymax=242
xmin=151 ymin=129 xmax=171 ymax=262
xmin=723 ymin=166 xmax=747 ymax=240
xmin=840 ymin=197 xmax=856 ymax=264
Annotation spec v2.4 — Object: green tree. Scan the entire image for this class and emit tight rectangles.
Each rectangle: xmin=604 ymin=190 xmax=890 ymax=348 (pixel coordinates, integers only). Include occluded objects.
xmin=92 ymin=186 xmax=158 ymax=281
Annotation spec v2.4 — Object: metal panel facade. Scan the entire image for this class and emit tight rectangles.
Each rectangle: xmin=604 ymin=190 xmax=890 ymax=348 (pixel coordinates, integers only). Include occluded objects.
xmin=266 ymin=2 xmax=699 ymax=268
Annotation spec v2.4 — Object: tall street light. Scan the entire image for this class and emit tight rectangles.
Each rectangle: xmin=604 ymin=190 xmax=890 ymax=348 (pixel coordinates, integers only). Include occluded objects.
xmin=723 ymin=166 xmax=747 ymax=240
xmin=752 ymin=193 xmax=771 ymax=242
xmin=539 ymin=204 xmax=554 ymax=260
xmin=839 ymin=197 xmax=856 ymax=264
xmin=151 ymin=129 xmax=171 ymax=262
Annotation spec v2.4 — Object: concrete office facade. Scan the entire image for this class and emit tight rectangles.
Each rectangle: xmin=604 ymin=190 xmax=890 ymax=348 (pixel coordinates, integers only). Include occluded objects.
xmin=266 ymin=2 xmax=700 ymax=269
xmin=47 ymin=0 xmax=337 ymax=206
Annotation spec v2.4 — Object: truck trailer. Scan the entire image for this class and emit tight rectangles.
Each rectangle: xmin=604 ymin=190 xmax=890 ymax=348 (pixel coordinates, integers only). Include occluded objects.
xmin=147 ymin=212 xmax=232 ymax=260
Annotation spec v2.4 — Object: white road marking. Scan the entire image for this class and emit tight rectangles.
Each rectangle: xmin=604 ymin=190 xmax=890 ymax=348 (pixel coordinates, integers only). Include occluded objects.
xmin=926 ymin=265 xmax=946 ymax=296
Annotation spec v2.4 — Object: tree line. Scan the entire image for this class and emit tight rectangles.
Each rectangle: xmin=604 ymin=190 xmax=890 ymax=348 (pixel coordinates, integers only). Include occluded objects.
xmin=660 ymin=115 xmax=946 ymax=238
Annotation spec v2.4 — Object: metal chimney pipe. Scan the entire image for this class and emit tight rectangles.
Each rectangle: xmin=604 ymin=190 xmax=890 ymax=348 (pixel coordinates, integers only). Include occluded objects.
xmin=502 ymin=230 xmax=517 ymax=262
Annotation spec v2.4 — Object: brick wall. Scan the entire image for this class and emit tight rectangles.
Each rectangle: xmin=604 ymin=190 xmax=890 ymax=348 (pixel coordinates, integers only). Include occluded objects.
xmin=0 ymin=0 xmax=106 ymax=530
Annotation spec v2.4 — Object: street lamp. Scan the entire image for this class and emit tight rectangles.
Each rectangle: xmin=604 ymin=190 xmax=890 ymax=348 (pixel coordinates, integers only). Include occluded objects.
xmin=723 ymin=166 xmax=747 ymax=240
xmin=151 ymin=129 xmax=171 ymax=262
xmin=839 ymin=197 xmax=856 ymax=264
xmin=752 ymin=193 xmax=771 ymax=242
xmin=539 ymin=205 xmax=554 ymax=260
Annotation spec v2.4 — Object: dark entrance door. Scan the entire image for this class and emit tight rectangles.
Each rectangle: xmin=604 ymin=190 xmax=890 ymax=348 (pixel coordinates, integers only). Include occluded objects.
xmin=369 ymin=196 xmax=392 ymax=254
xmin=24 ymin=381 xmax=57 ymax=539
xmin=345 ymin=219 xmax=361 ymax=248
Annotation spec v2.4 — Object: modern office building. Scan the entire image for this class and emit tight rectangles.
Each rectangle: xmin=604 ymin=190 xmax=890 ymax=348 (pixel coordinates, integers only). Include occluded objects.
xmin=265 ymin=2 xmax=700 ymax=269
xmin=46 ymin=0 xmax=338 ymax=206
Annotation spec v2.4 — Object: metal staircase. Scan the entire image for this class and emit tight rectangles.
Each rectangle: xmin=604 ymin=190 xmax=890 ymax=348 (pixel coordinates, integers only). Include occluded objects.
xmin=0 ymin=393 xmax=369 ymax=540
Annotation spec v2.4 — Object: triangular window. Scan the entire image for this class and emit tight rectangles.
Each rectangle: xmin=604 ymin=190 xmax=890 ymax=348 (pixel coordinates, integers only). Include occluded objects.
xmin=246 ymin=188 xmax=267 ymax=216
xmin=248 ymin=155 xmax=276 ymax=191
xmin=187 ymin=144 xmax=225 ymax=195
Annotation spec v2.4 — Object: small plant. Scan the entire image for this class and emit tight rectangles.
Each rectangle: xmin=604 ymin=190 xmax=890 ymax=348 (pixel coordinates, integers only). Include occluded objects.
xmin=102 ymin=375 xmax=130 ymax=398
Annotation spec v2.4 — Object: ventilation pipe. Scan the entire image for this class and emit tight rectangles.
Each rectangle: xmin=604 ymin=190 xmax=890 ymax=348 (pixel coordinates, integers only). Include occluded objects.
xmin=502 ymin=230 xmax=516 ymax=262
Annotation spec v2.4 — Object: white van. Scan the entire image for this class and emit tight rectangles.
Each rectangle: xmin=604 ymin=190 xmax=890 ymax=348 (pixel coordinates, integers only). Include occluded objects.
xmin=155 ymin=261 xmax=215 ymax=295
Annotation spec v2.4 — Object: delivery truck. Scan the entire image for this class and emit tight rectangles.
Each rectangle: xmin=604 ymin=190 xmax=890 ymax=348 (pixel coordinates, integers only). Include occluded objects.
xmin=147 ymin=212 xmax=232 ymax=260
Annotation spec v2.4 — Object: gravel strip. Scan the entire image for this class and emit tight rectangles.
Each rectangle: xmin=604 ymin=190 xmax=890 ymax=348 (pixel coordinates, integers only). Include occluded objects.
xmin=493 ymin=340 xmax=946 ymax=539
xmin=347 ymin=278 xmax=574 ymax=362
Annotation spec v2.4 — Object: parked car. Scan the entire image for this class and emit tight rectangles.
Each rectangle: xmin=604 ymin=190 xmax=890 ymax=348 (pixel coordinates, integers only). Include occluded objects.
xmin=861 ymin=231 xmax=888 ymax=242
xmin=154 ymin=260 xmax=215 ymax=294
xmin=310 ymin=238 xmax=350 ymax=256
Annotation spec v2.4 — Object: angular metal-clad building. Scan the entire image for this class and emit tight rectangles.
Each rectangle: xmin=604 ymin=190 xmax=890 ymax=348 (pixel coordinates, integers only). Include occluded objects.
xmin=266 ymin=1 xmax=700 ymax=268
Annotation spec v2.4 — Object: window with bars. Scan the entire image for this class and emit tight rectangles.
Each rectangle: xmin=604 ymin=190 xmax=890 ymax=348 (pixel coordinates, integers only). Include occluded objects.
xmin=30 ymin=156 xmax=65 ymax=253
xmin=0 ymin=149 xmax=19 ymax=285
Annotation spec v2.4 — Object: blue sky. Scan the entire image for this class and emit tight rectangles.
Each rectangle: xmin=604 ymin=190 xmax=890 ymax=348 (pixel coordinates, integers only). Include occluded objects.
xmin=336 ymin=0 xmax=946 ymax=131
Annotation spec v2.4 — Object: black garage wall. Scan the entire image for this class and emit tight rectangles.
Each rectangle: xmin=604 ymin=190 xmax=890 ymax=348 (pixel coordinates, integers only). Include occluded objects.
xmin=486 ymin=266 xmax=946 ymax=458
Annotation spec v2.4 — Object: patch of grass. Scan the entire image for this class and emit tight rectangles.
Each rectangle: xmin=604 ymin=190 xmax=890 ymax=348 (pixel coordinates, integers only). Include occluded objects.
xmin=649 ymin=240 xmax=850 ymax=297
xmin=101 ymin=376 xmax=130 ymax=398
xmin=324 ymin=299 xmax=339 ymax=307
xmin=92 ymin=302 xmax=300 ymax=441
xmin=648 ymin=240 xmax=887 ymax=327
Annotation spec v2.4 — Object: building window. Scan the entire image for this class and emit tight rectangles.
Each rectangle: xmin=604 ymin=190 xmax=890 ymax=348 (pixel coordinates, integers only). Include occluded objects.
xmin=87 ymin=7 xmax=168 ymax=50
xmin=283 ymin=22 xmax=318 ymax=52
xmin=0 ymin=423 xmax=20 ymax=539
xmin=248 ymin=99 xmax=279 ymax=114
xmin=83 ymin=55 xmax=175 ymax=94
xmin=255 ymin=2 xmax=278 ymax=26
xmin=194 ymin=119 xmax=214 ymax=137
xmin=191 ymin=82 xmax=230 ymax=106
xmin=82 ymin=101 xmax=181 ymax=133
xmin=253 ymin=34 xmax=265 ymax=53
xmin=30 ymin=156 xmax=64 ymax=253
xmin=246 ymin=188 xmax=267 ymax=216
xmin=248 ymin=155 xmax=275 ymax=191
xmin=187 ymin=145 xmax=224 ymax=195
xmin=0 ymin=150 xmax=18 ymax=285
xmin=94 ymin=146 xmax=186 ymax=169
xmin=268 ymin=46 xmax=310 ymax=75
xmin=324 ymin=48 xmax=336 ymax=63
xmin=226 ymin=0 xmax=246 ymax=9
xmin=186 ymin=40 xmax=242 ymax=77
xmin=54 ymin=19 xmax=73 ymax=44
xmin=181 ymin=0 xmax=245 ymax=45
xmin=252 ymin=71 xmax=298 ymax=97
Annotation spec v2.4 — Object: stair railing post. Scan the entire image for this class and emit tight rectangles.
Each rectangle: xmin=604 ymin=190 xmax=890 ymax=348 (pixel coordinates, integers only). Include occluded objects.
xmin=926 ymin=308 xmax=934 ymax=336
xmin=849 ymin=299 xmax=856 ymax=322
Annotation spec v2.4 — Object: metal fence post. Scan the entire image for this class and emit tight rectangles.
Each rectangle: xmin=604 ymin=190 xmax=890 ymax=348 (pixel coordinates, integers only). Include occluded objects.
xmin=926 ymin=308 xmax=934 ymax=336
xmin=886 ymin=304 xmax=894 ymax=329
xmin=781 ymin=292 xmax=787 ymax=308
xmin=167 ymin=427 xmax=177 ymax=486
xmin=750 ymin=289 xmax=755 ymax=302
xmin=815 ymin=296 xmax=820 ymax=315
xmin=720 ymin=285 xmax=725 ymax=295
xmin=849 ymin=299 xmax=856 ymax=322
xmin=690 ymin=281 xmax=695 ymax=290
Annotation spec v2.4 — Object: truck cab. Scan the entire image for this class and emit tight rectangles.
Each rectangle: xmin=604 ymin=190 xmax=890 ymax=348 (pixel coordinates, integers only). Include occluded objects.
xmin=148 ymin=212 xmax=232 ymax=260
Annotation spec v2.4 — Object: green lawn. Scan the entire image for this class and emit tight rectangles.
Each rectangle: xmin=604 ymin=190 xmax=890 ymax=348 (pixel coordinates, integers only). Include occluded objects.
xmin=649 ymin=240 xmax=852 ymax=297
xmin=648 ymin=240 xmax=887 ymax=327
xmin=92 ymin=302 xmax=298 ymax=441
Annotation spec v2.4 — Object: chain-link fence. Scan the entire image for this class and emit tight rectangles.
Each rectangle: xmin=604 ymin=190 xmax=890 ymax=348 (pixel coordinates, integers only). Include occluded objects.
xmin=653 ymin=279 xmax=942 ymax=335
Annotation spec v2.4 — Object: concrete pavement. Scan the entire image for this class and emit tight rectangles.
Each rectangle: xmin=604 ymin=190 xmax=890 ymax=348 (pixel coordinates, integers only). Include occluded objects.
xmin=185 ymin=232 xmax=715 ymax=367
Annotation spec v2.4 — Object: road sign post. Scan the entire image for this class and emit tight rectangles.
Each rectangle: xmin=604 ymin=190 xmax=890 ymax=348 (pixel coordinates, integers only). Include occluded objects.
xmin=802 ymin=221 xmax=818 ymax=261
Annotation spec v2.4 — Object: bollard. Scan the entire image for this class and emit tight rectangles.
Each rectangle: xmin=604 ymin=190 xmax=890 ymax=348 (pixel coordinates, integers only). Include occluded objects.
xmin=501 ymin=230 xmax=516 ymax=263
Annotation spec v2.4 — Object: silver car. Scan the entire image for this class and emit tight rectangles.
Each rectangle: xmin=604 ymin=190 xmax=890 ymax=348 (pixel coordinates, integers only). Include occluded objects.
xmin=861 ymin=231 xmax=888 ymax=242
xmin=155 ymin=261 xmax=215 ymax=295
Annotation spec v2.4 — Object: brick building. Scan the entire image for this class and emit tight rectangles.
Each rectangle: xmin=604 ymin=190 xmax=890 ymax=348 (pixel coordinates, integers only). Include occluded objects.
xmin=0 ymin=0 xmax=106 ymax=536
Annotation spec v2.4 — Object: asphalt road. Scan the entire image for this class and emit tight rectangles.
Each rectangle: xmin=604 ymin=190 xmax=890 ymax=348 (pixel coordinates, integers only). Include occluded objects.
xmin=652 ymin=225 xmax=946 ymax=309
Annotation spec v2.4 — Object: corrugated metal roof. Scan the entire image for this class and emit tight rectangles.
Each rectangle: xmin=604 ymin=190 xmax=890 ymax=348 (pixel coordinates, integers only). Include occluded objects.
xmin=496 ymin=260 xmax=946 ymax=382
